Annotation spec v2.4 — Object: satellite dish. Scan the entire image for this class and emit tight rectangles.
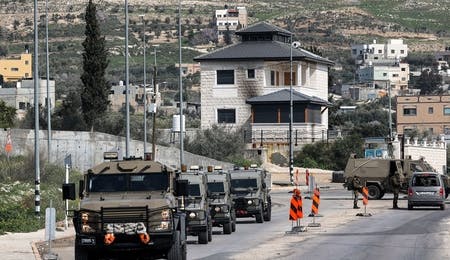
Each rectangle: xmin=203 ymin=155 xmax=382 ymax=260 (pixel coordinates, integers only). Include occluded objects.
xmin=292 ymin=41 xmax=301 ymax=49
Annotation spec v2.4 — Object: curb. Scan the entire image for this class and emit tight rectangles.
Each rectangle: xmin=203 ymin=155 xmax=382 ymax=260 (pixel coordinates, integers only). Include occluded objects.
xmin=31 ymin=241 xmax=42 ymax=260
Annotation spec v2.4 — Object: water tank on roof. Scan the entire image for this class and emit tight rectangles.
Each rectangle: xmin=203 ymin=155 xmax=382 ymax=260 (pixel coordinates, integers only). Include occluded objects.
xmin=172 ymin=114 xmax=185 ymax=132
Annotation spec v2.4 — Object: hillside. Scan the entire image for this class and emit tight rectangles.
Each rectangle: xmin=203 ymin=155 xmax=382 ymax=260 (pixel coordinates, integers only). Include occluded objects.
xmin=0 ymin=0 xmax=449 ymax=97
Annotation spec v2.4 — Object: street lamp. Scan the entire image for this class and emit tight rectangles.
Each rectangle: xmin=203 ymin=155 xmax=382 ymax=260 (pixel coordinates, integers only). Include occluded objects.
xmin=139 ymin=15 xmax=147 ymax=155
xmin=290 ymin=36 xmax=300 ymax=185
xmin=33 ymin=0 xmax=41 ymax=217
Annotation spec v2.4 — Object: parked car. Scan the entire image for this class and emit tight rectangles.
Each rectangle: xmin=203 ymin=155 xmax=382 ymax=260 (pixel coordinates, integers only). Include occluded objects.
xmin=407 ymin=172 xmax=446 ymax=210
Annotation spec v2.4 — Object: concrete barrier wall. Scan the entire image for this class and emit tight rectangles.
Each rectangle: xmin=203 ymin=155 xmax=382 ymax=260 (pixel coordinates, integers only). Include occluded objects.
xmin=0 ymin=129 xmax=233 ymax=172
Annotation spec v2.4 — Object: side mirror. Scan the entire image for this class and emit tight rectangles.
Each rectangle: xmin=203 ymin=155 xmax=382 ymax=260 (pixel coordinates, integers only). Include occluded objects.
xmin=79 ymin=180 xmax=85 ymax=199
xmin=176 ymin=179 xmax=188 ymax=197
xmin=62 ymin=183 xmax=76 ymax=200
xmin=262 ymin=183 xmax=266 ymax=189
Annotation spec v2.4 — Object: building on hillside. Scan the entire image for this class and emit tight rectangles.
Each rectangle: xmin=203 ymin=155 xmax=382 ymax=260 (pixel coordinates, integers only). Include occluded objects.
xmin=351 ymin=39 xmax=410 ymax=95
xmin=175 ymin=63 xmax=200 ymax=76
xmin=215 ymin=6 xmax=248 ymax=43
xmin=396 ymin=95 xmax=450 ymax=137
xmin=108 ymin=82 xmax=160 ymax=113
xmin=0 ymin=51 xmax=32 ymax=82
xmin=0 ymin=78 xmax=55 ymax=119
xmin=194 ymin=21 xmax=334 ymax=153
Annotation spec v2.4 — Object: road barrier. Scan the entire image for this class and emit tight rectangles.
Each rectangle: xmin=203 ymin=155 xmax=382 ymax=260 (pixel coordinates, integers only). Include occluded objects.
xmin=286 ymin=188 xmax=306 ymax=233
xmin=308 ymin=188 xmax=321 ymax=227
xmin=356 ymin=186 xmax=372 ymax=217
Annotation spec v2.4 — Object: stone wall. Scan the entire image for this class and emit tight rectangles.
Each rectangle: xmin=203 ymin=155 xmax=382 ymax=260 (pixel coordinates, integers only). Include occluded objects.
xmin=0 ymin=129 xmax=233 ymax=172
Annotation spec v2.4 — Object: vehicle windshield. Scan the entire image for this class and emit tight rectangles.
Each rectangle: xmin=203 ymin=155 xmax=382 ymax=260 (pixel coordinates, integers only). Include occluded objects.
xmin=188 ymin=184 xmax=201 ymax=197
xmin=412 ymin=175 xmax=440 ymax=187
xmin=88 ymin=173 xmax=169 ymax=192
xmin=410 ymin=162 xmax=434 ymax=172
xmin=230 ymin=178 xmax=258 ymax=189
xmin=207 ymin=182 xmax=225 ymax=193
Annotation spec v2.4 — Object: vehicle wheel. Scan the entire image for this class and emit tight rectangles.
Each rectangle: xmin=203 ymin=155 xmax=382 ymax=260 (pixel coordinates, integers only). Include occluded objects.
xmin=255 ymin=208 xmax=264 ymax=223
xmin=198 ymin=230 xmax=208 ymax=244
xmin=367 ymin=185 xmax=382 ymax=200
xmin=168 ymin=231 xmax=184 ymax=260
xmin=408 ymin=204 xmax=413 ymax=210
xmin=440 ymin=204 xmax=445 ymax=210
xmin=75 ymin=246 xmax=92 ymax=260
xmin=263 ymin=203 xmax=272 ymax=222
xmin=223 ymin=221 xmax=232 ymax=234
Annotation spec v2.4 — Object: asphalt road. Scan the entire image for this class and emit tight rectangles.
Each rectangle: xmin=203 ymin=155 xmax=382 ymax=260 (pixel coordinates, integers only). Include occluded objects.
xmin=51 ymin=186 xmax=450 ymax=260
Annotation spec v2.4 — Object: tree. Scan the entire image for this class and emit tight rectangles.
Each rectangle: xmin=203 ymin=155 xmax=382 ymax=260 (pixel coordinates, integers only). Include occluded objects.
xmin=80 ymin=0 xmax=110 ymax=131
xmin=223 ymin=26 xmax=232 ymax=45
xmin=53 ymin=92 xmax=86 ymax=131
xmin=415 ymin=69 xmax=442 ymax=94
xmin=0 ymin=100 xmax=16 ymax=128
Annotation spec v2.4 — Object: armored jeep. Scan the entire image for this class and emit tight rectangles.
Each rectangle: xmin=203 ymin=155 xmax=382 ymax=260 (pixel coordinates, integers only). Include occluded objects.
xmin=229 ymin=165 xmax=271 ymax=223
xmin=177 ymin=166 xmax=212 ymax=244
xmin=344 ymin=154 xmax=436 ymax=199
xmin=62 ymin=152 xmax=188 ymax=260
xmin=205 ymin=166 xmax=236 ymax=234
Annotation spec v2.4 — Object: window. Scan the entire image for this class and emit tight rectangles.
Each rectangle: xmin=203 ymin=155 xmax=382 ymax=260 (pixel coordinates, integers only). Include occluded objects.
xmin=391 ymin=50 xmax=395 ymax=54
xmin=270 ymin=71 xmax=279 ymax=86
xmin=247 ymin=69 xmax=255 ymax=79
xmin=352 ymin=49 xmax=357 ymax=55
xmin=400 ymin=50 xmax=405 ymax=54
xmin=11 ymin=68 xmax=19 ymax=71
xmin=378 ymin=50 xmax=382 ymax=54
xmin=444 ymin=107 xmax=450 ymax=115
xmin=403 ymin=107 xmax=416 ymax=116
xmin=284 ymin=72 xmax=296 ymax=86
xmin=428 ymin=107 xmax=433 ymax=114
xmin=383 ymin=73 xmax=387 ymax=76
xmin=217 ymin=109 xmax=236 ymax=123
xmin=19 ymin=102 xmax=26 ymax=109
xmin=393 ymin=74 xmax=399 ymax=77
xmin=217 ymin=70 xmax=234 ymax=84
xmin=25 ymin=61 xmax=29 ymax=65
xmin=401 ymin=68 xmax=406 ymax=71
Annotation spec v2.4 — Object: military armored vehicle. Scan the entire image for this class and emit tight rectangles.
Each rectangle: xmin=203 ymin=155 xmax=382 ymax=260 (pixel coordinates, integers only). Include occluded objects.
xmin=62 ymin=152 xmax=188 ymax=260
xmin=344 ymin=154 xmax=435 ymax=199
xmin=177 ymin=166 xmax=212 ymax=244
xmin=205 ymin=166 xmax=236 ymax=234
xmin=229 ymin=165 xmax=271 ymax=223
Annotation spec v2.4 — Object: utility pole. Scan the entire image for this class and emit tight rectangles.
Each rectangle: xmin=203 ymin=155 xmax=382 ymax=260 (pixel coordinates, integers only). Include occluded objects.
xmin=45 ymin=0 xmax=51 ymax=163
xmin=33 ymin=0 xmax=41 ymax=217
xmin=178 ymin=0 xmax=184 ymax=168
xmin=152 ymin=45 xmax=158 ymax=160
xmin=140 ymin=15 xmax=147 ymax=155
xmin=125 ymin=0 xmax=130 ymax=158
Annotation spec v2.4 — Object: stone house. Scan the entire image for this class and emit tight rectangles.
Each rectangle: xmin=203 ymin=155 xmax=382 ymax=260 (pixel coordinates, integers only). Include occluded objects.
xmin=194 ymin=22 xmax=334 ymax=152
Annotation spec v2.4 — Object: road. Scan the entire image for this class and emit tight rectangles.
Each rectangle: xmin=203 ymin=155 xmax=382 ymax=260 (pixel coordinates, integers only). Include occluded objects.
xmin=51 ymin=185 xmax=450 ymax=260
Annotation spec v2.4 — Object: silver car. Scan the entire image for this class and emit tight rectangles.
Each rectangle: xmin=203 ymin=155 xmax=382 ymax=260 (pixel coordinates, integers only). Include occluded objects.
xmin=408 ymin=172 xmax=446 ymax=210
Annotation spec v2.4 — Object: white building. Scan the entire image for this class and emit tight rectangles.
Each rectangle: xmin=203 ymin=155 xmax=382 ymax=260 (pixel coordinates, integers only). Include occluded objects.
xmin=194 ymin=22 xmax=334 ymax=150
xmin=215 ymin=7 xmax=248 ymax=43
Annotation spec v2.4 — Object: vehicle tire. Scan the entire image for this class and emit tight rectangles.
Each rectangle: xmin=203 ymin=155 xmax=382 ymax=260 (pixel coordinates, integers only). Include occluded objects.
xmin=75 ymin=246 xmax=92 ymax=260
xmin=408 ymin=204 xmax=413 ymax=210
xmin=223 ymin=221 xmax=232 ymax=234
xmin=263 ymin=203 xmax=272 ymax=222
xmin=168 ymin=231 xmax=184 ymax=260
xmin=255 ymin=208 xmax=264 ymax=223
xmin=367 ymin=185 xmax=382 ymax=200
xmin=440 ymin=204 xmax=445 ymax=210
xmin=198 ymin=230 xmax=208 ymax=244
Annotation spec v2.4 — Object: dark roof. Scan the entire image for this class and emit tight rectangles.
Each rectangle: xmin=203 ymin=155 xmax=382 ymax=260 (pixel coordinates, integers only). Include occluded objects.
xmin=235 ymin=21 xmax=292 ymax=37
xmin=246 ymin=89 xmax=329 ymax=106
xmin=194 ymin=40 xmax=334 ymax=66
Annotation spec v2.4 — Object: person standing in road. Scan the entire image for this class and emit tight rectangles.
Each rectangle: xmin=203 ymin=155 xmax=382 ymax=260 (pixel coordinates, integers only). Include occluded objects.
xmin=390 ymin=171 xmax=401 ymax=209
xmin=352 ymin=176 xmax=362 ymax=209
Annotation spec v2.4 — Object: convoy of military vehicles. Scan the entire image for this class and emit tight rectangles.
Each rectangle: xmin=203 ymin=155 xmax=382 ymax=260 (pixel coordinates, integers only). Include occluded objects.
xmin=62 ymin=153 xmax=272 ymax=260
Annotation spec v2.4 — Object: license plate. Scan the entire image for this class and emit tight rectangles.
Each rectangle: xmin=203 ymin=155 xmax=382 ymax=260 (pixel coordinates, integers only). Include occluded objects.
xmin=418 ymin=192 xmax=435 ymax=195
xmin=81 ymin=238 xmax=96 ymax=245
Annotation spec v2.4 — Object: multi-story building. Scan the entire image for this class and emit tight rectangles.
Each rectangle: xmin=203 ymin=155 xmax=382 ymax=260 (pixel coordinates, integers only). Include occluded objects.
xmin=396 ymin=95 xmax=450 ymax=136
xmin=0 ymin=78 xmax=55 ymax=119
xmin=351 ymin=39 xmax=409 ymax=93
xmin=0 ymin=51 xmax=32 ymax=82
xmin=215 ymin=6 xmax=248 ymax=43
xmin=194 ymin=22 xmax=334 ymax=151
